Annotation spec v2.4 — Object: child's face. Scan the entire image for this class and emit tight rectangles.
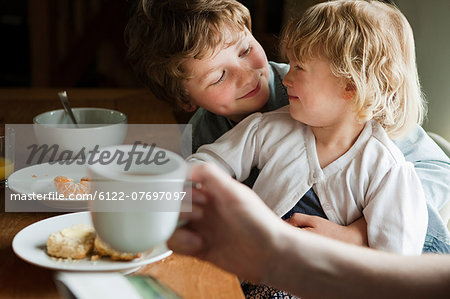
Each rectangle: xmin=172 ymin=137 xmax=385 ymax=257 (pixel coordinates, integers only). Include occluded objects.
xmin=183 ymin=29 xmax=270 ymax=121
xmin=283 ymin=54 xmax=353 ymax=127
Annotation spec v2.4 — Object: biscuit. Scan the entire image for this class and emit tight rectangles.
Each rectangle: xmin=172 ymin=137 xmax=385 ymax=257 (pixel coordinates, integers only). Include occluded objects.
xmin=94 ymin=236 xmax=142 ymax=261
xmin=46 ymin=224 xmax=96 ymax=259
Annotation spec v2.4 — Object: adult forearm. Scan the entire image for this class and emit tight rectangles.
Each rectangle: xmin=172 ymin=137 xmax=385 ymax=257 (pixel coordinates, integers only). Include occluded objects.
xmin=265 ymin=225 xmax=450 ymax=299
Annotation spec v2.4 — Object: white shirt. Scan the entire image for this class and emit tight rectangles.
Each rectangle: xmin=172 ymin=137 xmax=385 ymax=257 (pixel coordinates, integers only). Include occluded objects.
xmin=188 ymin=106 xmax=428 ymax=255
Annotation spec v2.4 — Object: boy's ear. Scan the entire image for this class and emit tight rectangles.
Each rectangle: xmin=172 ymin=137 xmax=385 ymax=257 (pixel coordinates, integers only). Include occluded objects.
xmin=181 ymin=102 xmax=198 ymax=112
xmin=344 ymin=82 xmax=356 ymax=100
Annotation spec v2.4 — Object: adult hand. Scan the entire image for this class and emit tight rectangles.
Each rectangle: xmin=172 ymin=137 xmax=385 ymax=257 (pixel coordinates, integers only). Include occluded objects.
xmin=168 ymin=165 xmax=450 ymax=299
xmin=285 ymin=214 xmax=369 ymax=246
xmin=167 ymin=162 xmax=288 ymax=283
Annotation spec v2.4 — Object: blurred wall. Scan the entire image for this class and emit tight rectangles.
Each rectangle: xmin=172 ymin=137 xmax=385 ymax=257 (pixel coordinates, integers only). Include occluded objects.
xmin=0 ymin=0 xmax=29 ymax=86
xmin=0 ymin=0 xmax=138 ymax=88
xmin=395 ymin=0 xmax=450 ymax=141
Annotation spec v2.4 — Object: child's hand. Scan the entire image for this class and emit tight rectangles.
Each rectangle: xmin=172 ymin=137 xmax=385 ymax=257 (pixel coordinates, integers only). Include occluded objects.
xmin=285 ymin=214 xmax=369 ymax=247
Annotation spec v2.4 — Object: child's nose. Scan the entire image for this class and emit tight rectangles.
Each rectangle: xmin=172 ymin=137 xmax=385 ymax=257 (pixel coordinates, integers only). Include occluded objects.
xmin=282 ymin=73 xmax=292 ymax=88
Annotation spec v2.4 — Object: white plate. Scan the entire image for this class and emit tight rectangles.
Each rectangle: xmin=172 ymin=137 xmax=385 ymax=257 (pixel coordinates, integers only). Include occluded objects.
xmin=8 ymin=162 xmax=90 ymax=210
xmin=12 ymin=212 xmax=172 ymax=273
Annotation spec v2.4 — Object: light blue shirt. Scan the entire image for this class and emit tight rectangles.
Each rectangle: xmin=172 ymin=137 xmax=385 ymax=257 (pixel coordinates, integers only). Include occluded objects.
xmin=393 ymin=127 xmax=450 ymax=210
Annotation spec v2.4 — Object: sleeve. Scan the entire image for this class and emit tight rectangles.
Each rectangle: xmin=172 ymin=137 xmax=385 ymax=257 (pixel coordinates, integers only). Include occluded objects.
xmin=393 ymin=126 xmax=450 ymax=210
xmin=186 ymin=113 xmax=262 ymax=182
xmin=363 ymin=162 xmax=428 ymax=255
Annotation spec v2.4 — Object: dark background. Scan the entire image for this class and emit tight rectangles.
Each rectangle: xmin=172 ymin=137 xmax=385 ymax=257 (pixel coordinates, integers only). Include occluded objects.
xmin=0 ymin=0 xmax=289 ymax=89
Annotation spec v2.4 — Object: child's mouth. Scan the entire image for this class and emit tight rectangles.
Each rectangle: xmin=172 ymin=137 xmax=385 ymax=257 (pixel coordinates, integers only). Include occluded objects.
xmin=239 ymin=81 xmax=261 ymax=99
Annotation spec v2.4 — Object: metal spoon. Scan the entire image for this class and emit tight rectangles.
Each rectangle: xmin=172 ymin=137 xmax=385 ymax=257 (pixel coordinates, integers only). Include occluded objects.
xmin=58 ymin=91 xmax=79 ymax=127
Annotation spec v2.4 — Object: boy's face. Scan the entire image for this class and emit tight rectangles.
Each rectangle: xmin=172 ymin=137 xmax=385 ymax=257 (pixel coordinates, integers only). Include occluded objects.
xmin=183 ymin=29 xmax=270 ymax=122
xmin=283 ymin=54 xmax=353 ymax=127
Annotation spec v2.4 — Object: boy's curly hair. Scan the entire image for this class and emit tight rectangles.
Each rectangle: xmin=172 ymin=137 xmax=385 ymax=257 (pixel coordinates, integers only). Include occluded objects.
xmin=281 ymin=0 xmax=426 ymax=138
xmin=125 ymin=0 xmax=251 ymax=110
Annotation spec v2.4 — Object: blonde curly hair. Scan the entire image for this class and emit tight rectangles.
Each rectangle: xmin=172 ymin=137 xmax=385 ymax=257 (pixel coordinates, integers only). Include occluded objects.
xmin=281 ymin=0 xmax=426 ymax=138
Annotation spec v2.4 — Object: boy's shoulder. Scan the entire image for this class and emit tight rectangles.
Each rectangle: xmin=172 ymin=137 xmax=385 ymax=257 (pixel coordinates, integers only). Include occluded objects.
xmin=187 ymin=108 xmax=233 ymax=153
xmin=269 ymin=61 xmax=289 ymax=77
xmin=267 ymin=61 xmax=289 ymax=110
xmin=189 ymin=108 xmax=232 ymax=132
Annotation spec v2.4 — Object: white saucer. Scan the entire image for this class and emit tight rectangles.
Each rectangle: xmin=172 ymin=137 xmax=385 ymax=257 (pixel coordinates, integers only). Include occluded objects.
xmin=12 ymin=212 xmax=172 ymax=272
xmin=7 ymin=162 xmax=90 ymax=210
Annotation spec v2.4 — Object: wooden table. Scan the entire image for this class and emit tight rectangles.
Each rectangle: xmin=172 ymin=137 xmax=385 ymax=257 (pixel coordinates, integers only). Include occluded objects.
xmin=0 ymin=88 xmax=178 ymax=124
xmin=0 ymin=88 xmax=244 ymax=299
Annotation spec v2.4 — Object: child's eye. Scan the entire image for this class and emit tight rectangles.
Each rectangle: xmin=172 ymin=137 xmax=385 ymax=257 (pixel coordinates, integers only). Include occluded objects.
xmin=240 ymin=45 xmax=252 ymax=57
xmin=295 ymin=65 xmax=303 ymax=71
xmin=212 ymin=71 xmax=226 ymax=85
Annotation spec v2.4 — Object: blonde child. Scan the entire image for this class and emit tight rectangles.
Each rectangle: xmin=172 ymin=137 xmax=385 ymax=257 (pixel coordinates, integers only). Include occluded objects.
xmin=189 ymin=0 xmax=428 ymax=254
xmin=125 ymin=0 xmax=450 ymax=253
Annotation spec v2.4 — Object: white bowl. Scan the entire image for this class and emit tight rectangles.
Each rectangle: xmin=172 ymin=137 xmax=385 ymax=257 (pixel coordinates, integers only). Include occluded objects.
xmin=33 ymin=108 xmax=127 ymax=158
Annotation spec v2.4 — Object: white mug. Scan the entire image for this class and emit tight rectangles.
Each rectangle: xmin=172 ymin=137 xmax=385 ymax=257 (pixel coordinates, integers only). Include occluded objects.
xmin=88 ymin=143 xmax=186 ymax=253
